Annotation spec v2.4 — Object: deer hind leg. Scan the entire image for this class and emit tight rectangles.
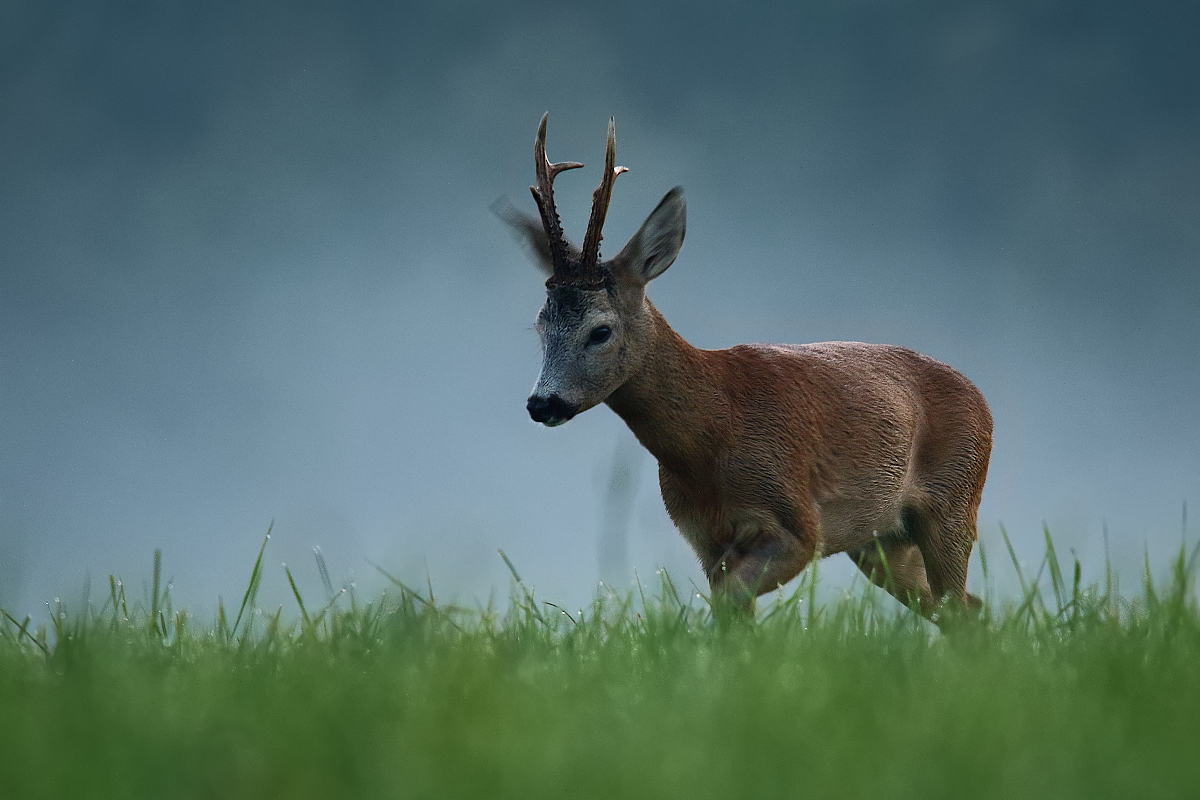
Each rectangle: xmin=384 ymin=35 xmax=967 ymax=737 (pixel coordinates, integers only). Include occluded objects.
xmin=904 ymin=504 xmax=983 ymax=622
xmin=847 ymin=537 xmax=937 ymax=617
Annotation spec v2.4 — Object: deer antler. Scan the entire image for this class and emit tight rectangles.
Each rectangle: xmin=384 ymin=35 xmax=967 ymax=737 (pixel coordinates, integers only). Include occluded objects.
xmin=580 ymin=117 xmax=628 ymax=277
xmin=530 ymin=113 xmax=584 ymax=275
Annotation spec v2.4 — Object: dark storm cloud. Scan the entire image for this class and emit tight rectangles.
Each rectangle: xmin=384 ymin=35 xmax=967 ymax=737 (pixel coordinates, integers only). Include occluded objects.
xmin=1 ymin=1 xmax=1197 ymax=615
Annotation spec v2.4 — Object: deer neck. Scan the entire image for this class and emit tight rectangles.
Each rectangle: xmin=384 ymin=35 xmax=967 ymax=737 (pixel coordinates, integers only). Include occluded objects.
xmin=605 ymin=302 xmax=725 ymax=475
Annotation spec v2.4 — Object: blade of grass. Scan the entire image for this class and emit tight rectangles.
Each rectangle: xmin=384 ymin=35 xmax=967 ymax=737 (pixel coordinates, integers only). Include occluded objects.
xmin=284 ymin=563 xmax=312 ymax=630
xmin=216 ymin=599 xmax=226 ymax=639
xmin=234 ymin=523 xmax=272 ymax=636
xmin=1043 ymin=524 xmax=1067 ymax=615
xmin=314 ymin=546 xmax=335 ymax=599
xmin=369 ymin=560 xmax=430 ymax=606
xmin=497 ymin=549 xmax=523 ymax=584
xmin=807 ymin=555 xmax=821 ymax=629
xmin=543 ymin=601 xmax=577 ymax=626
xmin=1000 ymin=523 xmax=1030 ymax=597
xmin=148 ymin=548 xmax=162 ymax=637
xmin=2 ymin=609 xmax=49 ymax=656
xmin=1004 ymin=555 xmax=1048 ymax=633
xmin=978 ymin=533 xmax=990 ymax=604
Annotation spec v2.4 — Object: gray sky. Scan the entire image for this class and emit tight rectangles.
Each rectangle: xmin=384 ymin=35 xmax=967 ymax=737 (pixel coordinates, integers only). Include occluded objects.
xmin=2 ymin=1 xmax=1197 ymax=618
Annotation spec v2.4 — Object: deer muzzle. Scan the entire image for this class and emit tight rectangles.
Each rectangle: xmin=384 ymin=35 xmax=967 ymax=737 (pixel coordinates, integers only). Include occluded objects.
xmin=527 ymin=394 xmax=579 ymax=427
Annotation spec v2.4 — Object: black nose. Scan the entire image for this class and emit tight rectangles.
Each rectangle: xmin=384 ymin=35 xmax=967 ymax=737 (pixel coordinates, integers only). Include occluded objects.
xmin=527 ymin=394 xmax=578 ymax=424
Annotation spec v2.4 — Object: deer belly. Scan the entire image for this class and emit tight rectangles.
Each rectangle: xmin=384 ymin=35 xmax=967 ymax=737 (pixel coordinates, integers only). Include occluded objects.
xmin=671 ymin=499 xmax=807 ymax=567
xmin=816 ymin=496 xmax=906 ymax=555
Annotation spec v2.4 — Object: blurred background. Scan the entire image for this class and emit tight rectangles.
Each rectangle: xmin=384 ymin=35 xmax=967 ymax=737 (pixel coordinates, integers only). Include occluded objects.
xmin=2 ymin=0 xmax=1197 ymax=618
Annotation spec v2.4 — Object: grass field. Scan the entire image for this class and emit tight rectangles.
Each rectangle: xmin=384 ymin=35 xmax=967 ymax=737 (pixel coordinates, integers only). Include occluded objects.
xmin=2 ymin=528 xmax=1199 ymax=800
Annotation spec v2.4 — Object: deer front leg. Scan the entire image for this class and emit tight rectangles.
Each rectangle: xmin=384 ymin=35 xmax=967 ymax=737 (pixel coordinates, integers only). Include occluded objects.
xmin=706 ymin=524 xmax=816 ymax=615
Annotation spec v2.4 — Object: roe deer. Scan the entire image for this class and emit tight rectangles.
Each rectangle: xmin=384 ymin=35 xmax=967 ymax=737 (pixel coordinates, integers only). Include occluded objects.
xmin=499 ymin=114 xmax=992 ymax=624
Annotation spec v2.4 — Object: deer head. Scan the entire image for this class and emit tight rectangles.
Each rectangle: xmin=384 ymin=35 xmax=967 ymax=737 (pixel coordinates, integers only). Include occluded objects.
xmin=499 ymin=114 xmax=687 ymax=426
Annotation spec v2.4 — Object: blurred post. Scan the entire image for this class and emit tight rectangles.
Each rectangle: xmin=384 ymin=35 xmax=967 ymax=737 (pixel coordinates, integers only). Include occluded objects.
xmin=598 ymin=434 xmax=642 ymax=589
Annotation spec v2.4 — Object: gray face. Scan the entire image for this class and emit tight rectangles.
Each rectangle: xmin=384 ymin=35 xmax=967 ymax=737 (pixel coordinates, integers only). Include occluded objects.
xmin=527 ymin=285 xmax=629 ymax=426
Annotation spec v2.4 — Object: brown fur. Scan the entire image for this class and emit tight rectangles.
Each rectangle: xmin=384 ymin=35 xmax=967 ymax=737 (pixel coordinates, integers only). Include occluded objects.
xmin=605 ymin=304 xmax=992 ymax=619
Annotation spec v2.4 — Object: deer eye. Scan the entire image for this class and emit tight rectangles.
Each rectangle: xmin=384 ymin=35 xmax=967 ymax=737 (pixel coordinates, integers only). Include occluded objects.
xmin=587 ymin=325 xmax=612 ymax=346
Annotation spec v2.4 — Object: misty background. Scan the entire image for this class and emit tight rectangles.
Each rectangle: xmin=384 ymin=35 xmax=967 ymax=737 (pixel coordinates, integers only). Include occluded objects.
xmin=2 ymin=1 xmax=1197 ymax=618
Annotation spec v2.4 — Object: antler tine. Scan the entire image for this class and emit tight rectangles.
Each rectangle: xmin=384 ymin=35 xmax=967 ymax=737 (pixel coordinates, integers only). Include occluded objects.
xmin=530 ymin=113 xmax=585 ymax=272
xmin=580 ymin=117 xmax=628 ymax=275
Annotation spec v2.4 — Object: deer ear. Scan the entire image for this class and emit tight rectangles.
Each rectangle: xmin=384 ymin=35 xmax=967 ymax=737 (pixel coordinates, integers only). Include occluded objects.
xmin=612 ymin=187 xmax=686 ymax=285
xmin=492 ymin=197 xmax=580 ymax=277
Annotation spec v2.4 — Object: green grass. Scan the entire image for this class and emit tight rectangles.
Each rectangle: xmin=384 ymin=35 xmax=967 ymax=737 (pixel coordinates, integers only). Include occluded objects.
xmin=2 ymin=528 xmax=1199 ymax=800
